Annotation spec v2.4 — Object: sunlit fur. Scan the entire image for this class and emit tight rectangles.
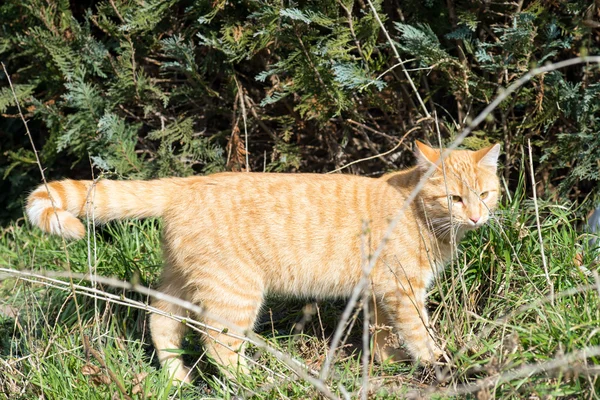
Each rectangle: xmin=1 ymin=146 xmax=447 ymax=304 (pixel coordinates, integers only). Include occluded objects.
xmin=26 ymin=141 xmax=500 ymax=382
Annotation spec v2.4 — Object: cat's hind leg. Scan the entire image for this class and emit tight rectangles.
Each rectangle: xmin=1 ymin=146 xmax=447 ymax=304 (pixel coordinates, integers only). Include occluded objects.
xmin=189 ymin=268 xmax=265 ymax=378
xmin=150 ymin=290 xmax=192 ymax=383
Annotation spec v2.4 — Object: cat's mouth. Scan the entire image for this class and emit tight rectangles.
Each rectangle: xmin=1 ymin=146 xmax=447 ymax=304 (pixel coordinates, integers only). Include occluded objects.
xmin=463 ymin=218 xmax=486 ymax=230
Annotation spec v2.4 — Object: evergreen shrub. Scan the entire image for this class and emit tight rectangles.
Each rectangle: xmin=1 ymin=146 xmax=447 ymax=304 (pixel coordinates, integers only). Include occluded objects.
xmin=1 ymin=0 xmax=599 ymax=222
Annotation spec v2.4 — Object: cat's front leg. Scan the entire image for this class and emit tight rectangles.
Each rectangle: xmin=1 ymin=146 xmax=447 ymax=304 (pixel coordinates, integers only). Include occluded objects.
xmin=371 ymin=301 xmax=410 ymax=363
xmin=377 ymin=288 xmax=442 ymax=364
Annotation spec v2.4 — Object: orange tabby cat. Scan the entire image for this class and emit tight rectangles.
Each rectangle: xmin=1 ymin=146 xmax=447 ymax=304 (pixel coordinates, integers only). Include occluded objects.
xmin=26 ymin=141 xmax=500 ymax=382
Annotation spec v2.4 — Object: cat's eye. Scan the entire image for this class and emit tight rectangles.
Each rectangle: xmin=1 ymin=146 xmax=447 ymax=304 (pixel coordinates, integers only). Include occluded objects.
xmin=480 ymin=191 xmax=489 ymax=199
xmin=451 ymin=195 xmax=462 ymax=203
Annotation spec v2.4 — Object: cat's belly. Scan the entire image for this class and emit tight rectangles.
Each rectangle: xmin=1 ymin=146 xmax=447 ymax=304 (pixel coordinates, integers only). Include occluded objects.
xmin=265 ymin=258 xmax=363 ymax=299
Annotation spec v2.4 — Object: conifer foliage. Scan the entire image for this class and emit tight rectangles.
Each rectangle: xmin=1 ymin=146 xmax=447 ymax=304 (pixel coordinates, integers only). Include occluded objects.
xmin=1 ymin=0 xmax=599 ymax=221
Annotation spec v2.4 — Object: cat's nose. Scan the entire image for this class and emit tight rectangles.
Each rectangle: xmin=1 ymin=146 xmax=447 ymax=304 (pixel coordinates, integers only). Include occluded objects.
xmin=469 ymin=216 xmax=480 ymax=224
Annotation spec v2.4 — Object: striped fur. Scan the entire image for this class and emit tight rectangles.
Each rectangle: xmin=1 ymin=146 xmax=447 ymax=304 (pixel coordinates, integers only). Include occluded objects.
xmin=26 ymin=142 xmax=501 ymax=382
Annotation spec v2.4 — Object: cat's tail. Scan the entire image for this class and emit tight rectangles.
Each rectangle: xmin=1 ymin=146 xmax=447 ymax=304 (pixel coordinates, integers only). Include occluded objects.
xmin=26 ymin=179 xmax=182 ymax=240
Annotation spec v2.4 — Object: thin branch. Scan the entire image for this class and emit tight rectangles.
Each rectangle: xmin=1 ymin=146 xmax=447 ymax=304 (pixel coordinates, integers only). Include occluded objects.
xmin=327 ymin=125 xmax=418 ymax=174
xmin=245 ymin=95 xmax=278 ymax=141
xmin=1 ymin=61 xmax=86 ymax=341
xmin=337 ymin=0 xmax=370 ymax=71
xmin=360 ymin=223 xmax=371 ymax=400
xmin=347 ymin=117 xmax=421 ymax=142
xmin=0 ymin=268 xmax=339 ymax=400
xmin=321 ymin=56 xmax=600 ymax=381
xmin=363 ymin=0 xmax=430 ymax=117
xmin=430 ymin=346 xmax=600 ymax=397
xmin=527 ymin=138 xmax=554 ymax=302
xmin=233 ymin=75 xmax=251 ymax=172
xmin=360 ymin=58 xmax=417 ymax=91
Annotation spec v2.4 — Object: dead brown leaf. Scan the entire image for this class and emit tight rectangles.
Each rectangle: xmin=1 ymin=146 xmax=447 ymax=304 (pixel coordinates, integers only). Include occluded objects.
xmin=131 ymin=384 xmax=142 ymax=395
xmin=81 ymin=363 xmax=111 ymax=386
xmin=81 ymin=364 xmax=101 ymax=376
xmin=226 ymin=125 xmax=249 ymax=172
xmin=131 ymin=371 xmax=148 ymax=395
xmin=133 ymin=372 xmax=148 ymax=385
xmin=91 ymin=374 xmax=112 ymax=386
xmin=0 ymin=304 xmax=20 ymax=319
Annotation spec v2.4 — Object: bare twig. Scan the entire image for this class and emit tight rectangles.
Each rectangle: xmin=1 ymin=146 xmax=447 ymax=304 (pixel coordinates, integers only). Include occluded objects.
xmin=1 ymin=62 xmax=85 ymax=339
xmin=245 ymin=95 xmax=278 ymax=141
xmin=347 ymin=117 xmax=420 ymax=142
xmin=363 ymin=0 xmax=430 ymax=117
xmin=83 ymin=335 xmax=132 ymax=400
xmin=0 ymin=268 xmax=339 ymax=400
xmin=327 ymin=125 xmax=418 ymax=174
xmin=337 ymin=0 xmax=370 ymax=71
xmin=233 ymin=75 xmax=251 ymax=172
xmin=527 ymin=138 xmax=554 ymax=302
xmin=430 ymin=346 xmax=600 ymax=397
xmin=360 ymin=224 xmax=371 ymax=400
xmin=360 ymin=59 xmax=417 ymax=90
xmin=360 ymin=293 xmax=371 ymax=400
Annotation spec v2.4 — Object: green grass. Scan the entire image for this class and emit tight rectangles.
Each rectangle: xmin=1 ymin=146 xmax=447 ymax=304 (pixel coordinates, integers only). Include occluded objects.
xmin=1 ymin=187 xmax=600 ymax=399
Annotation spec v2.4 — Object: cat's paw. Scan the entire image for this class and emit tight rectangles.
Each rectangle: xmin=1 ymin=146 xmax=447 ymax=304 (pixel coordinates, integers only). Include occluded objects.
xmin=173 ymin=373 xmax=193 ymax=385
xmin=415 ymin=343 xmax=445 ymax=365
xmin=374 ymin=343 xmax=412 ymax=364
xmin=432 ymin=345 xmax=446 ymax=363
xmin=168 ymin=364 xmax=193 ymax=385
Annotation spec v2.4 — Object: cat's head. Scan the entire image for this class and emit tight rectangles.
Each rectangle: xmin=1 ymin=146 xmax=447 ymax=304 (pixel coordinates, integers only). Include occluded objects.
xmin=415 ymin=141 xmax=501 ymax=238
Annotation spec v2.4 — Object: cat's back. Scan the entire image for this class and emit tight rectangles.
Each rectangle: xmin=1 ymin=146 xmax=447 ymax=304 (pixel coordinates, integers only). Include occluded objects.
xmin=186 ymin=171 xmax=372 ymax=190
xmin=164 ymin=171 xmax=417 ymax=234
xmin=168 ymin=171 xmax=379 ymax=214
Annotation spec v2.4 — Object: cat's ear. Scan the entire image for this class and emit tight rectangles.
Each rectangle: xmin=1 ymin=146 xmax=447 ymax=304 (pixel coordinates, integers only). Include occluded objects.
xmin=474 ymin=143 xmax=501 ymax=169
xmin=414 ymin=140 xmax=441 ymax=169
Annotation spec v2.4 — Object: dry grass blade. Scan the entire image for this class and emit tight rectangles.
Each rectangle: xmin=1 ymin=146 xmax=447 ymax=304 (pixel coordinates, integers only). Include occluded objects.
xmin=1 ymin=62 xmax=87 ymax=343
xmin=430 ymin=346 xmax=600 ymax=397
xmin=0 ymin=268 xmax=338 ymax=399
xmin=234 ymin=75 xmax=250 ymax=172
xmin=3 ymin=56 xmax=599 ymax=399
xmin=83 ymin=335 xmax=132 ymax=400
xmin=527 ymin=138 xmax=554 ymax=301
xmin=321 ymin=55 xmax=600 ymax=384
xmin=363 ymin=0 xmax=430 ymax=117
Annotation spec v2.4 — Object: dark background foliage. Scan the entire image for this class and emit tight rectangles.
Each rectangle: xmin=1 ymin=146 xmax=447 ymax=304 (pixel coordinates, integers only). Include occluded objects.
xmin=1 ymin=0 xmax=599 ymax=223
